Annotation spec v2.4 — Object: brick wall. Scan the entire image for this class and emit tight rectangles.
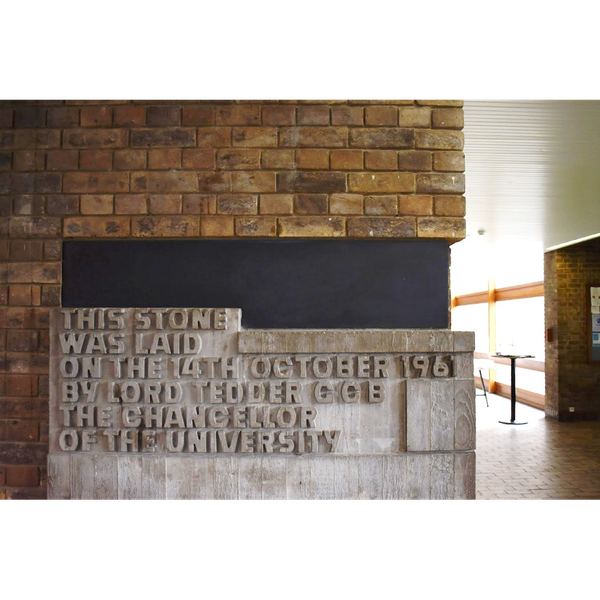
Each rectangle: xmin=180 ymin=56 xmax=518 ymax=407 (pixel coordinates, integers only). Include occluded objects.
xmin=0 ymin=99 xmax=465 ymax=499
xmin=545 ymin=237 xmax=600 ymax=420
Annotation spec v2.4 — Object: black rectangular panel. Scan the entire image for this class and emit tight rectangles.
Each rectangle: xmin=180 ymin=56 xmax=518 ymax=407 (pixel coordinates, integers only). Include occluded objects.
xmin=62 ymin=239 xmax=449 ymax=329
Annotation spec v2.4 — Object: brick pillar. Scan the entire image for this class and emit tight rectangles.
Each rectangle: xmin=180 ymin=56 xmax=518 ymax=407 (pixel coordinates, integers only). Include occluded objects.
xmin=545 ymin=237 xmax=600 ymax=421
xmin=0 ymin=99 xmax=466 ymax=499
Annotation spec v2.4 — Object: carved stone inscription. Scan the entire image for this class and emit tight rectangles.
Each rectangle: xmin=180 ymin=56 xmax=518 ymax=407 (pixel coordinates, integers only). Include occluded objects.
xmin=50 ymin=308 xmax=462 ymax=456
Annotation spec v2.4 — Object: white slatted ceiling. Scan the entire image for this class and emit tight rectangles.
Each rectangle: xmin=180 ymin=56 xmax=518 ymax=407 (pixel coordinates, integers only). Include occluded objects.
xmin=463 ymin=100 xmax=600 ymax=250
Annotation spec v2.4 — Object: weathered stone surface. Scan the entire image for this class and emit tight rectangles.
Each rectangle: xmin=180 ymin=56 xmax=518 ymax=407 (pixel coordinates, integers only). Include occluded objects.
xmin=130 ymin=128 xmax=196 ymax=147
xmin=349 ymin=128 xmax=413 ymax=149
xmin=50 ymin=453 xmax=476 ymax=500
xmin=349 ymin=172 xmax=414 ymax=194
xmin=415 ymin=130 xmax=464 ymax=150
xmin=277 ymin=172 xmax=346 ymax=194
xmin=416 ymin=173 xmax=465 ymax=194
xmin=278 ymin=216 xmax=345 ymax=237
xmin=418 ymin=216 xmax=466 ymax=241
xmin=347 ymin=216 xmax=416 ymax=238
xmin=49 ymin=308 xmax=474 ymax=499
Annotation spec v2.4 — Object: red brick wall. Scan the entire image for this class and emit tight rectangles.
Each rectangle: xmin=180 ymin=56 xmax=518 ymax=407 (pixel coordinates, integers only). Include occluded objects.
xmin=545 ymin=237 xmax=600 ymax=421
xmin=0 ymin=99 xmax=465 ymax=499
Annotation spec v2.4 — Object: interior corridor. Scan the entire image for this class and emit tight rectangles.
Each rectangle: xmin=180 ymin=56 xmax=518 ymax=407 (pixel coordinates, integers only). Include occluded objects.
xmin=476 ymin=394 xmax=600 ymax=499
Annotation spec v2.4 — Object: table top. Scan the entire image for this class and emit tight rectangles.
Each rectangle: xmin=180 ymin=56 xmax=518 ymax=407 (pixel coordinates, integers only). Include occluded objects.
xmin=494 ymin=353 xmax=534 ymax=359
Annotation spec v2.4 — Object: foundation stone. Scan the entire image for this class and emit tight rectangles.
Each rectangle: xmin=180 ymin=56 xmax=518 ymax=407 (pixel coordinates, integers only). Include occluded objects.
xmin=48 ymin=307 xmax=475 ymax=499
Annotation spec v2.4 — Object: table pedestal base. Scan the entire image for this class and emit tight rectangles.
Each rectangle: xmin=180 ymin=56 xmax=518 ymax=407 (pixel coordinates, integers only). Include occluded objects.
xmin=494 ymin=354 xmax=534 ymax=428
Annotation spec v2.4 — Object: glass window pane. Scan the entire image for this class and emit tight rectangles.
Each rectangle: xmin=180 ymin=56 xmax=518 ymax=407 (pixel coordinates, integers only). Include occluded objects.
xmin=450 ymin=237 xmax=490 ymax=296
xmin=493 ymin=242 xmax=544 ymax=289
xmin=495 ymin=364 xmax=545 ymax=396
xmin=452 ymin=303 xmax=489 ymax=353
xmin=495 ymin=296 xmax=545 ymax=359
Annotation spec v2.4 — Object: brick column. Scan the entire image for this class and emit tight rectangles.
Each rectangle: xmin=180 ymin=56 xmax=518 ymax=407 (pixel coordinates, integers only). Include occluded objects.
xmin=545 ymin=237 xmax=600 ymax=420
xmin=0 ymin=99 xmax=466 ymax=499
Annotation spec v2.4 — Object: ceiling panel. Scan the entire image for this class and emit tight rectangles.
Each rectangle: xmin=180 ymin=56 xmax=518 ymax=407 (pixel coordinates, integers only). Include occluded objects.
xmin=463 ymin=100 xmax=600 ymax=250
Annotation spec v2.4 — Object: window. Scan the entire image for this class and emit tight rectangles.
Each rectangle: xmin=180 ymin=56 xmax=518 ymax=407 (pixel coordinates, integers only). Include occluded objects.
xmin=452 ymin=303 xmax=489 ymax=354
xmin=450 ymin=238 xmax=545 ymax=406
xmin=496 ymin=296 xmax=545 ymax=359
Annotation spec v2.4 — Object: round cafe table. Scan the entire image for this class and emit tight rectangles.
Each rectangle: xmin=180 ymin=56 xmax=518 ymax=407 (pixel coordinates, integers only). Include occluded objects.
xmin=494 ymin=354 xmax=534 ymax=425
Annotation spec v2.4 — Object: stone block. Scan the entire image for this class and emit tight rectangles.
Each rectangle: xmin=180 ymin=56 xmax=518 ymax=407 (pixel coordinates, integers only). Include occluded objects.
xmin=49 ymin=310 xmax=475 ymax=501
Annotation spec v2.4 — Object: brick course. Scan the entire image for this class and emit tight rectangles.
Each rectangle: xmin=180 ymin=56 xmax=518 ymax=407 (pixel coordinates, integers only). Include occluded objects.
xmin=0 ymin=99 xmax=465 ymax=499
xmin=0 ymin=101 xmax=465 ymax=241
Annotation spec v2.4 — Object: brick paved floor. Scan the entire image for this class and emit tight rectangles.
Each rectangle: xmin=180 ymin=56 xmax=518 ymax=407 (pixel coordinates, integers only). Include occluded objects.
xmin=476 ymin=393 xmax=600 ymax=499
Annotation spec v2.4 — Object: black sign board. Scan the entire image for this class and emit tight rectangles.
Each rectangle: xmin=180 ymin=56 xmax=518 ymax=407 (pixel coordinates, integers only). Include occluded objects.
xmin=62 ymin=239 xmax=449 ymax=329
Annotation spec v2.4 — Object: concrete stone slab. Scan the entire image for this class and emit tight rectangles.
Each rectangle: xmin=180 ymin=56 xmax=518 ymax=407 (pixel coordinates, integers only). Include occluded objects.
xmin=48 ymin=307 xmax=475 ymax=499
